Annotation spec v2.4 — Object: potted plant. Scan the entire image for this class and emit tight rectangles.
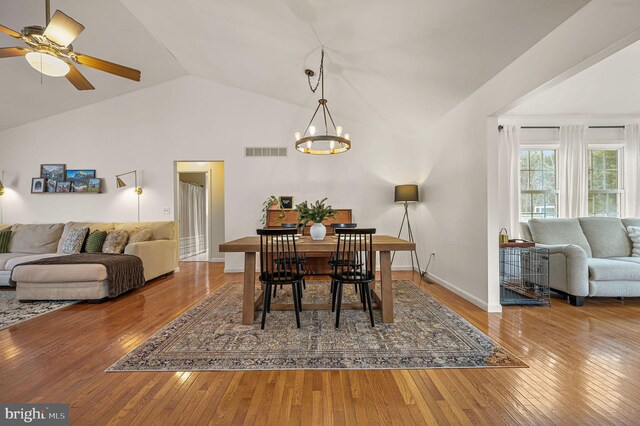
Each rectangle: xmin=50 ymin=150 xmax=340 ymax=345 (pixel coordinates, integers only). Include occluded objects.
xmin=296 ymin=198 xmax=336 ymax=240
xmin=260 ymin=195 xmax=285 ymax=227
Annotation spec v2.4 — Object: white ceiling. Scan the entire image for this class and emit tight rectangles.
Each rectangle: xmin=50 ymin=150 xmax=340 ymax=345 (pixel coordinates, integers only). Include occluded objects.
xmin=506 ymin=39 xmax=640 ymax=116
xmin=120 ymin=0 xmax=588 ymax=136
xmin=0 ymin=0 xmax=185 ymax=130
xmin=0 ymin=0 xmax=588 ymax=133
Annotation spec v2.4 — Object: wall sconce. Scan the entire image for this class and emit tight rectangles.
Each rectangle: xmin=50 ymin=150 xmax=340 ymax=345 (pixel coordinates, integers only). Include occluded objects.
xmin=115 ymin=170 xmax=142 ymax=222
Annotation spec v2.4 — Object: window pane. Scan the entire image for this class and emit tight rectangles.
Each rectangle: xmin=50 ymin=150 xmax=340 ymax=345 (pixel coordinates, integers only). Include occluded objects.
xmin=530 ymin=171 xmax=543 ymax=190
xmin=530 ymin=151 xmax=542 ymax=170
xmin=543 ymin=151 xmax=555 ymax=170
xmin=605 ymin=150 xmax=618 ymax=170
xmin=543 ymin=170 xmax=556 ymax=190
xmin=520 ymin=150 xmax=529 ymax=170
xmin=605 ymin=170 xmax=618 ymax=190
xmin=520 ymin=172 xmax=529 ymax=191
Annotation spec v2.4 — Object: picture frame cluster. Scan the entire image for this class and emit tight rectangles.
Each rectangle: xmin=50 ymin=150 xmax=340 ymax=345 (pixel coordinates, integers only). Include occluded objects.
xmin=32 ymin=164 xmax=102 ymax=194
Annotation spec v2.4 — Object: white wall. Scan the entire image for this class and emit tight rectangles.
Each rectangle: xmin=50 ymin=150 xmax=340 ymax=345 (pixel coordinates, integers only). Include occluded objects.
xmin=415 ymin=0 xmax=640 ymax=312
xmin=0 ymin=75 xmax=422 ymax=272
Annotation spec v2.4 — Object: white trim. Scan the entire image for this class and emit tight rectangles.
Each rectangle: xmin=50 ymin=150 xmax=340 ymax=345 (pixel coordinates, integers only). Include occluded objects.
xmin=427 ymin=272 xmax=502 ymax=313
xmin=224 ymin=267 xmax=245 ymax=273
xmin=209 ymin=257 xmax=225 ymax=263
xmin=223 ymin=265 xmax=418 ymax=274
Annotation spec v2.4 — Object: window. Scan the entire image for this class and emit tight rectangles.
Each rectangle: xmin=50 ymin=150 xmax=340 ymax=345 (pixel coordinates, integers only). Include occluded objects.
xmin=588 ymin=149 xmax=622 ymax=217
xmin=520 ymin=149 xmax=558 ymax=221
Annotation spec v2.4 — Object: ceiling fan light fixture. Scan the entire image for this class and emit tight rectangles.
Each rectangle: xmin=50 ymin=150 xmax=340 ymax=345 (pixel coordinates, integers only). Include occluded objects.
xmin=25 ymin=51 xmax=69 ymax=77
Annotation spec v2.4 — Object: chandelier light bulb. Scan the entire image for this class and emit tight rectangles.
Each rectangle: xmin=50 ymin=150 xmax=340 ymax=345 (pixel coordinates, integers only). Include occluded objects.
xmin=336 ymin=126 xmax=343 ymax=136
xmin=330 ymin=140 xmax=336 ymax=150
xmin=309 ymin=125 xmax=316 ymax=136
xmin=344 ymin=133 xmax=350 ymax=140
xmin=306 ymin=141 xmax=312 ymax=149
xmin=294 ymin=132 xmax=301 ymax=140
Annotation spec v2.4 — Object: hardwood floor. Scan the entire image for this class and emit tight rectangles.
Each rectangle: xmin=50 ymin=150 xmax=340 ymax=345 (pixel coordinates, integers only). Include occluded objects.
xmin=2 ymin=262 xmax=640 ymax=425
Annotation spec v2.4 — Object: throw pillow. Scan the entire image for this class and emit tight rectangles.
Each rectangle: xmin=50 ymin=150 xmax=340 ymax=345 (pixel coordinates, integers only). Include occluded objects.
xmin=627 ymin=226 xmax=640 ymax=257
xmin=129 ymin=228 xmax=153 ymax=244
xmin=84 ymin=230 xmax=108 ymax=253
xmin=103 ymin=230 xmax=129 ymax=254
xmin=0 ymin=228 xmax=11 ymax=253
xmin=61 ymin=227 xmax=89 ymax=254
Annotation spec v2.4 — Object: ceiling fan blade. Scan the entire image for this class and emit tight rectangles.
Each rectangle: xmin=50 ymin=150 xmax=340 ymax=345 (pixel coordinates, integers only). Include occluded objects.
xmin=74 ymin=53 xmax=141 ymax=81
xmin=0 ymin=24 xmax=22 ymax=39
xmin=66 ymin=62 xmax=94 ymax=91
xmin=0 ymin=47 xmax=30 ymax=58
xmin=43 ymin=10 xmax=85 ymax=47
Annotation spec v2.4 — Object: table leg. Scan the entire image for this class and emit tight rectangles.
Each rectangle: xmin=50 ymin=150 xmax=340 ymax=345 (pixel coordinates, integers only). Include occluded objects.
xmin=243 ymin=252 xmax=256 ymax=325
xmin=379 ymin=250 xmax=394 ymax=323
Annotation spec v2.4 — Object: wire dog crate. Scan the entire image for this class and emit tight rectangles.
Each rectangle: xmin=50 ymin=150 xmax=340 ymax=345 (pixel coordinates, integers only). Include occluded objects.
xmin=500 ymin=241 xmax=550 ymax=306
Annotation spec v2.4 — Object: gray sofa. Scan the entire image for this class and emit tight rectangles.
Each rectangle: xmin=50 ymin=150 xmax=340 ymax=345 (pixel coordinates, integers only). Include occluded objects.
xmin=520 ymin=217 xmax=640 ymax=306
xmin=0 ymin=221 xmax=179 ymax=301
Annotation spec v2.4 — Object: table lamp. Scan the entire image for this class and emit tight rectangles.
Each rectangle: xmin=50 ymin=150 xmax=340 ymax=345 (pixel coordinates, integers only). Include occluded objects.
xmin=393 ymin=184 xmax=422 ymax=276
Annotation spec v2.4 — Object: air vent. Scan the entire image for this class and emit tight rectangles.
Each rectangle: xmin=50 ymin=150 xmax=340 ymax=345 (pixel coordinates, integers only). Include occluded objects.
xmin=245 ymin=147 xmax=288 ymax=157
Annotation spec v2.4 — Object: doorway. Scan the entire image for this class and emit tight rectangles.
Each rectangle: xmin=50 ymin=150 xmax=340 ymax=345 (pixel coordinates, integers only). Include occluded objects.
xmin=175 ymin=161 xmax=225 ymax=262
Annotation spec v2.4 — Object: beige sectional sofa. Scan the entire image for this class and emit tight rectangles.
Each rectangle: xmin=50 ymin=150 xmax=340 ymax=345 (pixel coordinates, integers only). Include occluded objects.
xmin=0 ymin=221 xmax=178 ymax=301
xmin=521 ymin=217 xmax=640 ymax=306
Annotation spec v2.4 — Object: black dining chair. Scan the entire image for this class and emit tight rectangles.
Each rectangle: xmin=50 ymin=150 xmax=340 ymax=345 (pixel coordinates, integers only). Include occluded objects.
xmin=329 ymin=223 xmax=360 ymax=297
xmin=273 ymin=223 xmax=306 ymax=296
xmin=331 ymin=228 xmax=376 ymax=328
xmin=257 ymin=228 xmax=305 ymax=329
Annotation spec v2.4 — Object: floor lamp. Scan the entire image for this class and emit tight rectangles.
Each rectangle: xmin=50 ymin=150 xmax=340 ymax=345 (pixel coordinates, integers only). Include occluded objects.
xmin=392 ymin=184 xmax=423 ymax=276
xmin=116 ymin=170 xmax=143 ymax=222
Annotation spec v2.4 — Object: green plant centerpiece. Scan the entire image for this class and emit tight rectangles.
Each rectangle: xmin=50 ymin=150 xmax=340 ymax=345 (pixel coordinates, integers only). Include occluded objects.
xmin=260 ymin=195 xmax=285 ymax=227
xmin=296 ymin=198 xmax=336 ymax=240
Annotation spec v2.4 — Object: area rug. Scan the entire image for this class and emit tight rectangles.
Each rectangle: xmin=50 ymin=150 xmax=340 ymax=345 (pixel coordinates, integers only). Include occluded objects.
xmin=108 ymin=280 xmax=526 ymax=371
xmin=0 ymin=291 xmax=77 ymax=330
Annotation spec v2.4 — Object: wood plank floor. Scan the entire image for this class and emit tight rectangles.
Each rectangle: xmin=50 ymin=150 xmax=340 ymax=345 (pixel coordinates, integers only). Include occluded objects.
xmin=2 ymin=262 xmax=640 ymax=425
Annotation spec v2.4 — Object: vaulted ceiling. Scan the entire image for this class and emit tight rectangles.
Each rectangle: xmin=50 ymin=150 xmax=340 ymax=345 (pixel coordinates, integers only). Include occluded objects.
xmin=0 ymin=0 xmax=589 ymax=133
xmin=506 ymin=39 xmax=640 ymax=116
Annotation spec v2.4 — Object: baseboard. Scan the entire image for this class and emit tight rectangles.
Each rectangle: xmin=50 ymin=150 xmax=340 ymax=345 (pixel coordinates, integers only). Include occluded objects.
xmin=223 ymin=265 xmax=417 ymax=274
xmin=209 ymin=258 xmax=225 ymax=263
xmin=224 ymin=267 xmax=245 ymax=273
xmin=426 ymin=272 xmax=502 ymax=313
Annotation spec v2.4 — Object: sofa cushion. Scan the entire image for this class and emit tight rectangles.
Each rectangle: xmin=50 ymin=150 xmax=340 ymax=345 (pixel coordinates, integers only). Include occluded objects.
xmin=12 ymin=263 xmax=108 ymax=283
xmin=578 ymin=217 xmax=631 ymax=258
xmin=103 ymin=230 xmax=129 ymax=254
xmin=114 ymin=222 xmax=175 ymax=241
xmin=84 ymin=230 xmax=107 ymax=253
xmin=0 ymin=224 xmax=10 ymax=232
xmin=587 ymin=258 xmax=640 ymax=281
xmin=0 ymin=228 xmax=11 ymax=253
xmin=60 ymin=227 xmax=89 ymax=254
xmin=519 ymin=222 xmax=532 ymax=241
xmin=9 ymin=223 xmax=65 ymax=254
xmin=626 ymin=226 xmax=640 ymax=257
xmin=622 ymin=218 xmax=640 ymax=228
xmin=129 ymin=228 xmax=153 ymax=244
xmin=4 ymin=253 xmax=70 ymax=271
xmin=57 ymin=222 xmax=115 ymax=253
xmin=528 ymin=218 xmax=592 ymax=257
xmin=0 ymin=253 xmax=31 ymax=270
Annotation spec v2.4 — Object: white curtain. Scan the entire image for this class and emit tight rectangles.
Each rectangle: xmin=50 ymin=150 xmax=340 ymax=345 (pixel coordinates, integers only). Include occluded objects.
xmin=179 ymin=181 xmax=206 ymax=259
xmin=624 ymin=124 xmax=640 ymax=218
xmin=498 ymin=125 xmax=521 ymax=237
xmin=559 ymin=125 xmax=589 ymax=217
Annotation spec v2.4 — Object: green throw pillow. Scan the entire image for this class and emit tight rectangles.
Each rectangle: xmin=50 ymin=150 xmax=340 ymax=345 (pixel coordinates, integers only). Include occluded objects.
xmin=84 ymin=230 xmax=107 ymax=253
xmin=0 ymin=228 xmax=10 ymax=253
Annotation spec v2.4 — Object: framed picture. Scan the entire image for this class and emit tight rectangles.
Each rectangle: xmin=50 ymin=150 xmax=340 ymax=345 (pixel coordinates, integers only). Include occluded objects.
xmin=46 ymin=180 xmax=57 ymax=193
xmin=40 ymin=164 xmax=65 ymax=181
xmin=88 ymin=178 xmax=101 ymax=193
xmin=56 ymin=181 xmax=71 ymax=193
xmin=66 ymin=169 xmax=96 ymax=182
xmin=279 ymin=196 xmax=294 ymax=209
xmin=31 ymin=178 xmax=45 ymax=193
xmin=72 ymin=180 xmax=88 ymax=193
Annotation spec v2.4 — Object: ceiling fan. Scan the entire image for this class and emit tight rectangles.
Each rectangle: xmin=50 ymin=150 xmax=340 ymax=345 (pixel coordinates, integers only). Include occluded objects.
xmin=0 ymin=0 xmax=141 ymax=90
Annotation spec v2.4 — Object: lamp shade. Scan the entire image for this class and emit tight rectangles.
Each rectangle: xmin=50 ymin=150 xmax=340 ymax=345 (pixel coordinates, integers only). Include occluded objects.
xmin=116 ymin=176 xmax=127 ymax=188
xmin=394 ymin=184 xmax=419 ymax=203
xmin=0 ymin=178 xmax=4 ymax=196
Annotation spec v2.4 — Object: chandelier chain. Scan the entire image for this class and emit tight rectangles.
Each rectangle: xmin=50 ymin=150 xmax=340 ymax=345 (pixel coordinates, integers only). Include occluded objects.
xmin=307 ymin=49 xmax=324 ymax=94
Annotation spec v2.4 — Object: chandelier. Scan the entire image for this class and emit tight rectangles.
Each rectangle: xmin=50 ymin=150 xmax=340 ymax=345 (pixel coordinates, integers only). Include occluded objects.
xmin=294 ymin=48 xmax=351 ymax=155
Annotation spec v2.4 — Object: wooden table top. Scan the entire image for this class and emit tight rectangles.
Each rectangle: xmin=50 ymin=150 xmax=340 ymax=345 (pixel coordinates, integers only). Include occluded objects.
xmin=219 ymin=235 xmax=415 ymax=253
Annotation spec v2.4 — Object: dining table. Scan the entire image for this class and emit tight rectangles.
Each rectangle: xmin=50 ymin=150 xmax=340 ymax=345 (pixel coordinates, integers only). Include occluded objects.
xmin=219 ymin=234 xmax=416 ymax=325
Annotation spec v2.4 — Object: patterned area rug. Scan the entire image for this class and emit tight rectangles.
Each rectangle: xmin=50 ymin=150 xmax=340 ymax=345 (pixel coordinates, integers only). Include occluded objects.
xmin=108 ymin=280 xmax=526 ymax=371
xmin=0 ymin=291 xmax=77 ymax=330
